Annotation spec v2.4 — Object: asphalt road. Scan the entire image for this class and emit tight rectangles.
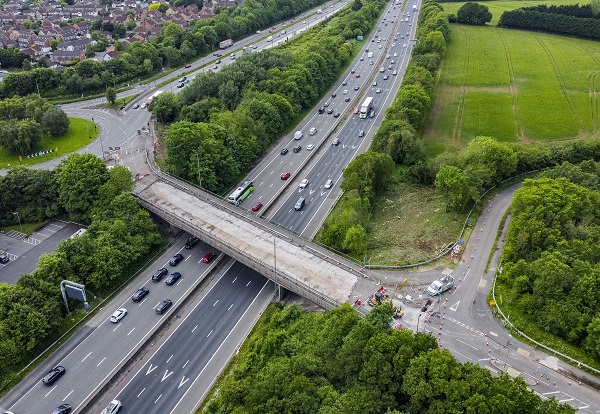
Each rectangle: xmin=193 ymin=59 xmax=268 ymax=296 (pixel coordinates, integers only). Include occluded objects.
xmin=114 ymin=262 xmax=268 ymax=414
xmin=6 ymin=238 xmax=221 ymax=414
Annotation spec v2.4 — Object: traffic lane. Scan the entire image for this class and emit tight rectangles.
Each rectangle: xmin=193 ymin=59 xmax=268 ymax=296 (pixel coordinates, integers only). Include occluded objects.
xmin=8 ymin=238 xmax=217 ymax=414
xmin=117 ymin=263 xmax=268 ymax=414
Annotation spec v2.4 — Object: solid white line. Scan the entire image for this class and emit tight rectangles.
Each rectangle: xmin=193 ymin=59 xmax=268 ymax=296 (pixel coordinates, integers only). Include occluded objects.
xmin=542 ymin=391 xmax=560 ymax=395
xmin=456 ymin=339 xmax=478 ymax=350
xmin=444 ymin=346 xmax=471 ymax=361
xmin=228 ymin=303 xmax=233 ymax=310
xmin=182 ymin=360 xmax=189 ymax=369
xmin=213 ymin=300 xmax=219 ymax=307
xmin=155 ymin=394 xmax=162 ymax=404
xmin=45 ymin=386 xmax=56 ymax=397
xmin=559 ymin=398 xmax=574 ymax=403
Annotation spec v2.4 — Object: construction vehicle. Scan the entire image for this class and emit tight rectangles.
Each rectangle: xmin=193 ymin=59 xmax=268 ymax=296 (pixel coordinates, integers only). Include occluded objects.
xmin=393 ymin=307 xmax=403 ymax=319
xmin=367 ymin=291 xmax=392 ymax=306
xmin=426 ymin=275 xmax=455 ymax=296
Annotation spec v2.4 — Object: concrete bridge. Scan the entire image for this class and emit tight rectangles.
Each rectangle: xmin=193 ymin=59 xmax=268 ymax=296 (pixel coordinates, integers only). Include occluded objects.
xmin=136 ymin=177 xmax=372 ymax=310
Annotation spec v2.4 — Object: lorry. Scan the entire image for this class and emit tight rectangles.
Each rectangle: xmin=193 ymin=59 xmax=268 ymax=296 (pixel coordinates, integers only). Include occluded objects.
xmin=219 ymin=39 xmax=233 ymax=49
xmin=145 ymin=90 xmax=163 ymax=106
xmin=317 ymin=8 xmax=322 ymax=13
xmin=412 ymin=4 xmax=417 ymax=11
xmin=426 ymin=275 xmax=455 ymax=296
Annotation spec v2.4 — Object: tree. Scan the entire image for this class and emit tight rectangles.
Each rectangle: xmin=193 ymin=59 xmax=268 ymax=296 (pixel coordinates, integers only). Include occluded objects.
xmin=106 ymin=87 xmax=116 ymax=104
xmin=342 ymin=225 xmax=367 ymax=256
xmin=57 ymin=153 xmax=109 ymax=223
xmin=153 ymin=92 xmax=181 ymax=124
xmin=40 ymin=107 xmax=70 ymax=137
xmin=456 ymin=2 xmax=493 ymax=26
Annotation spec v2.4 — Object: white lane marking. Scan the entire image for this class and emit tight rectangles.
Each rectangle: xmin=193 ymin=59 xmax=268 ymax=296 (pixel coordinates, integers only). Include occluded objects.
xmin=207 ymin=329 xmax=213 ymax=337
xmin=155 ymin=394 xmax=162 ymax=403
xmin=167 ymin=355 xmax=173 ymax=363
xmin=542 ymin=391 xmax=560 ymax=395
xmin=449 ymin=300 xmax=460 ymax=311
xmin=182 ymin=360 xmax=189 ymax=369
xmin=228 ymin=303 xmax=233 ymax=310
xmin=444 ymin=346 xmax=471 ymax=361
xmin=113 ymin=324 xmax=121 ymax=332
xmin=192 ymin=325 xmax=198 ymax=333
xmin=137 ymin=388 xmax=145 ymax=397
xmin=232 ymin=277 xmax=237 ymax=283
xmin=246 ymin=281 xmax=252 ymax=286
xmin=489 ymin=331 xmax=498 ymax=337
xmin=213 ymin=300 xmax=219 ymax=307
xmin=146 ymin=364 xmax=157 ymax=375
xmin=63 ymin=389 xmax=73 ymax=401
xmin=559 ymin=398 xmax=574 ymax=403
xmin=456 ymin=339 xmax=477 ymax=350
xmin=97 ymin=357 xmax=106 ymax=367
xmin=128 ymin=327 xmax=136 ymax=336
xmin=161 ymin=370 xmax=173 ymax=382
xmin=81 ymin=352 xmax=92 ymax=362
xmin=178 ymin=376 xmax=190 ymax=389
xmin=45 ymin=386 xmax=57 ymax=397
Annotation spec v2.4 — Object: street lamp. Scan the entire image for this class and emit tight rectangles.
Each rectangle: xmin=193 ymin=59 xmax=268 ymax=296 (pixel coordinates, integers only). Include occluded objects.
xmin=34 ymin=78 xmax=40 ymax=96
xmin=195 ymin=153 xmax=202 ymax=188
xmin=416 ymin=312 xmax=422 ymax=333
xmin=13 ymin=212 xmax=22 ymax=233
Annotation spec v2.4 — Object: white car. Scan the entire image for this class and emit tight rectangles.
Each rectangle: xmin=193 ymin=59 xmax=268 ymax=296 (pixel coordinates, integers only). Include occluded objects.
xmin=343 ymin=89 xmax=349 ymax=94
xmin=110 ymin=308 xmax=127 ymax=323
xmin=309 ymin=127 xmax=317 ymax=135
xmin=324 ymin=179 xmax=333 ymax=189
xmin=306 ymin=144 xmax=314 ymax=151
xmin=299 ymin=179 xmax=309 ymax=189
xmin=394 ymin=52 xmax=398 ymax=57
xmin=102 ymin=400 xmax=122 ymax=414
xmin=140 ymin=102 xmax=147 ymax=108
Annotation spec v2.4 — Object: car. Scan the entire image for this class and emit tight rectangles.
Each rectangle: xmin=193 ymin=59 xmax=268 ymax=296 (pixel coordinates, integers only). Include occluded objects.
xmin=101 ymin=400 xmax=122 ymax=414
xmin=177 ymin=82 xmax=185 ymax=88
xmin=299 ymin=179 xmax=309 ymax=189
xmin=54 ymin=104 xmax=62 ymax=108
xmin=155 ymin=299 xmax=173 ymax=315
xmin=388 ymin=65 xmax=393 ymax=70
xmin=141 ymin=102 xmax=147 ymax=108
xmin=152 ymin=267 xmax=168 ymax=282
xmin=216 ymin=59 xmax=221 ymax=64
xmin=252 ymin=44 xmax=258 ymax=49
xmin=333 ymin=112 xmax=340 ymax=118
xmin=306 ymin=144 xmax=314 ymax=151
xmin=185 ymin=63 xmax=191 ymax=68
xmin=280 ymin=148 xmax=289 ymax=155
xmin=378 ymin=45 xmax=383 ymax=49
xmin=394 ymin=37 xmax=397 ymax=41
xmin=294 ymin=197 xmax=305 ymax=211
xmin=386 ymin=54 xmax=390 ymax=59
xmin=391 ymin=59 xmax=396 ymax=64
xmin=43 ymin=366 xmax=66 ymax=385
xmin=351 ymin=69 xmax=355 ymax=74
xmin=354 ymin=85 xmax=359 ymax=91
xmin=342 ymin=80 xmax=347 ymax=86
xmin=384 ymin=75 xmax=389 ymax=80
xmin=132 ymin=287 xmax=149 ymax=302
xmin=372 ymin=81 xmax=377 ymax=86
xmin=359 ymin=57 xmax=364 ymax=61
xmin=252 ymin=202 xmax=263 ymax=212
xmin=369 ymin=60 xmax=374 ymax=65
xmin=309 ymin=127 xmax=317 ymax=135
xmin=0 ymin=250 xmax=8 ymax=264
xmin=324 ymin=179 xmax=333 ymax=189
xmin=281 ymin=172 xmax=291 ymax=180
xmin=213 ymin=65 xmax=219 ymax=70
xmin=169 ymin=253 xmax=184 ymax=266
xmin=392 ymin=43 xmax=396 ymax=47
xmin=179 ymin=76 xmax=187 ymax=83
xmin=50 ymin=404 xmax=72 ymax=414
xmin=380 ymin=67 xmax=385 ymax=73
xmin=344 ymin=97 xmax=350 ymax=102
xmin=202 ymin=252 xmax=215 ymax=263
xmin=185 ymin=236 xmax=199 ymax=249
xmin=401 ymin=35 xmax=405 ymax=39
xmin=110 ymin=308 xmax=127 ymax=323
xmin=332 ymin=138 xmax=340 ymax=146
xmin=165 ymin=272 xmax=182 ymax=286
xmin=327 ymin=108 xmax=334 ymax=114
xmin=393 ymin=52 xmax=398 ymax=57
xmin=318 ymin=106 xmax=325 ymax=114
xmin=342 ymin=89 xmax=349 ymax=95
xmin=393 ymin=70 xmax=398 ymax=76
xmin=359 ymin=130 xmax=365 ymax=137
xmin=376 ymin=88 xmax=382 ymax=94
xmin=355 ymin=74 xmax=360 ymax=78
xmin=353 ymin=107 xmax=359 ymax=115
xmin=323 ymin=101 xmax=330 ymax=107
xmin=293 ymin=144 xmax=301 ymax=153
xmin=132 ymin=103 xmax=139 ymax=109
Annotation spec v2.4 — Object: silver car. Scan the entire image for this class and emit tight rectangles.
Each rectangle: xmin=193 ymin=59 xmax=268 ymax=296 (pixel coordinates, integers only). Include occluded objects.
xmin=101 ymin=400 xmax=122 ymax=414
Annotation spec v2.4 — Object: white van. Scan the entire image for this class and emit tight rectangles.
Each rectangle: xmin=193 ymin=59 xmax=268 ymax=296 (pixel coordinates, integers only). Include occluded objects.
xmin=267 ymin=36 xmax=273 ymax=42
xmin=367 ymin=52 xmax=373 ymax=58
xmin=295 ymin=197 xmax=305 ymax=211
xmin=294 ymin=130 xmax=303 ymax=140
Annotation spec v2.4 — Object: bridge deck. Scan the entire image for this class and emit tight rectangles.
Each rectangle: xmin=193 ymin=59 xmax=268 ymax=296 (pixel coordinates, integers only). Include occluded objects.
xmin=140 ymin=180 xmax=358 ymax=304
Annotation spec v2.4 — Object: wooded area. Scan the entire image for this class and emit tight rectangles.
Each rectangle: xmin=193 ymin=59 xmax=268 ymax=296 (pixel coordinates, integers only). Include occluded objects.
xmin=202 ymin=303 xmax=574 ymax=414
xmin=0 ymin=155 xmax=162 ymax=387
xmin=498 ymin=161 xmax=600 ymax=362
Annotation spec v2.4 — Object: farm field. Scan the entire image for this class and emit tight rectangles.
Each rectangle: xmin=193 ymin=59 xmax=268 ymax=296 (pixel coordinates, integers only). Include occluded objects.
xmin=423 ymin=24 xmax=600 ymax=152
xmin=440 ymin=0 xmax=584 ymax=25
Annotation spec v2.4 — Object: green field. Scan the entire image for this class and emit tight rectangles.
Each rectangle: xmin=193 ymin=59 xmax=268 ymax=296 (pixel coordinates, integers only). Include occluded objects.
xmin=440 ymin=0 xmax=585 ymax=25
xmin=0 ymin=118 xmax=98 ymax=170
xmin=424 ymin=24 xmax=600 ymax=152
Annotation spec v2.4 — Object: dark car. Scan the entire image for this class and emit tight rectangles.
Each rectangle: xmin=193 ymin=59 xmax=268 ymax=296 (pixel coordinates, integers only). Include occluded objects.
xmin=185 ymin=237 xmax=199 ymax=249
xmin=280 ymin=148 xmax=289 ymax=155
xmin=344 ymin=97 xmax=350 ymax=102
xmin=252 ymin=202 xmax=263 ymax=212
xmin=0 ymin=250 xmax=8 ymax=264
xmin=42 ymin=365 xmax=65 ymax=385
xmin=179 ymin=76 xmax=187 ymax=83
xmin=333 ymin=112 xmax=340 ymax=118
xmin=293 ymin=144 xmax=301 ymax=153
xmin=51 ymin=404 xmax=72 ymax=414
xmin=202 ymin=252 xmax=215 ymax=263
xmin=169 ymin=253 xmax=184 ymax=266
xmin=165 ymin=272 xmax=182 ymax=286
xmin=327 ymin=108 xmax=334 ymax=114
xmin=185 ymin=63 xmax=191 ymax=68
xmin=152 ymin=267 xmax=169 ymax=282
xmin=318 ymin=107 xmax=324 ymax=114
xmin=331 ymin=93 xmax=337 ymax=98
xmin=332 ymin=138 xmax=340 ymax=146
xmin=155 ymin=299 xmax=173 ymax=315
xmin=132 ymin=287 xmax=149 ymax=302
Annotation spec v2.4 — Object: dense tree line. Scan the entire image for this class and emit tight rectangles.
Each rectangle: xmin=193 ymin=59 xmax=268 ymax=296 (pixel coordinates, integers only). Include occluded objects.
xmin=521 ymin=4 xmax=597 ymax=19
xmin=203 ymin=303 xmax=574 ymax=414
xmin=498 ymin=8 xmax=600 ymax=40
xmin=0 ymin=48 xmax=30 ymax=69
xmin=317 ymin=0 xmax=448 ymax=257
xmin=0 ymin=155 xmax=162 ymax=387
xmin=0 ymin=95 xmax=69 ymax=155
xmin=499 ymin=161 xmax=600 ymax=362
xmin=0 ymin=0 xmax=331 ymax=99
xmin=161 ymin=0 xmax=386 ymax=196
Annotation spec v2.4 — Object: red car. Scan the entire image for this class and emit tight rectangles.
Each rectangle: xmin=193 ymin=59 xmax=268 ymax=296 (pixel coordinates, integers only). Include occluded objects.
xmin=353 ymin=107 xmax=359 ymax=114
xmin=252 ymin=202 xmax=263 ymax=212
xmin=350 ymin=69 xmax=355 ymax=74
xmin=185 ymin=63 xmax=191 ymax=68
xmin=281 ymin=172 xmax=291 ymax=180
xmin=355 ymin=74 xmax=360 ymax=78
xmin=202 ymin=252 xmax=215 ymax=263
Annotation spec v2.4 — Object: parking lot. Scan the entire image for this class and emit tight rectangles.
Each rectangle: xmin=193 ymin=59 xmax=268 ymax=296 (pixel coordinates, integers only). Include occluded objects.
xmin=0 ymin=220 xmax=84 ymax=284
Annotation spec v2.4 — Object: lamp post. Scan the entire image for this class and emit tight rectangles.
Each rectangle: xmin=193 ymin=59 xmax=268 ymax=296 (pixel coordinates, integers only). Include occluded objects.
xmin=195 ymin=153 xmax=202 ymax=188
xmin=416 ymin=312 xmax=422 ymax=333
xmin=34 ymin=78 xmax=40 ymax=96
xmin=13 ymin=212 xmax=22 ymax=233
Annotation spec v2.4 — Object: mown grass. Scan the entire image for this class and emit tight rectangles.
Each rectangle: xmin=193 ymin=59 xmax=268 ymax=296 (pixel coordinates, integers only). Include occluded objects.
xmin=0 ymin=118 xmax=98 ymax=170
xmin=492 ymin=284 xmax=600 ymax=372
xmin=440 ymin=0 xmax=585 ymax=25
xmin=424 ymin=24 xmax=600 ymax=154
xmin=0 ymin=220 xmax=50 ymax=236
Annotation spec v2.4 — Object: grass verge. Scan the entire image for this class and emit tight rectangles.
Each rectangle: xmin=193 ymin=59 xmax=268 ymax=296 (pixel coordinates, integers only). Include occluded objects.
xmin=0 ymin=220 xmax=50 ymax=236
xmin=104 ymin=93 xmax=139 ymax=110
xmin=0 ymin=118 xmax=99 ymax=170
